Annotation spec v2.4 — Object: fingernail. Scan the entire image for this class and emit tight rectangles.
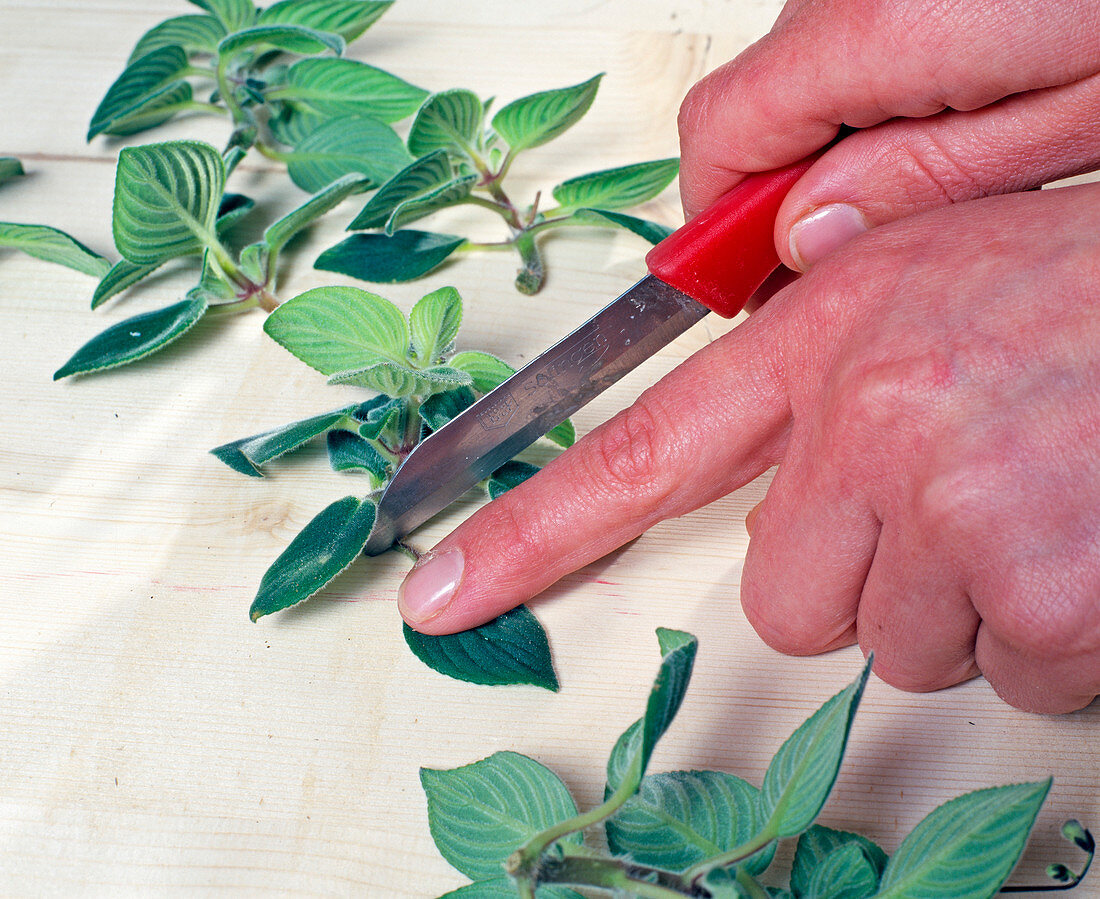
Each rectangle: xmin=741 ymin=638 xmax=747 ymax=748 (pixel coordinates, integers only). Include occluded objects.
xmin=789 ymin=203 xmax=870 ymax=271
xmin=398 ymin=549 xmax=464 ymax=623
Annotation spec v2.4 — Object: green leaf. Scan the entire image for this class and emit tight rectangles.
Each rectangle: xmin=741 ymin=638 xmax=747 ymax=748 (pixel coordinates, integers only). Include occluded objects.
xmin=112 ymin=140 xmax=226 ymax=266
xmin=791 ymin=826 xmax=887 ymax=897
xmin=760 ymin=657 xmax=872 ymax=839
xmin=448 ymin=350 xmax=516 ymax=393
xmin=421 ymin=751 xmax=578 ymax=881
xmin=0 ymin=223 xmax=110 ymax=277
xmin=385 ymin=173 xmax=477 ymax=235
xmin=328 ymin=362 xmax=472 ymax=398
xmin=53 ymin=297 xmax=208 ymax=379
xmin=608 ymin=629 xmax=699 ymax=803
xmin=217 ymin=24 xmax=344 ymax=59
xmin=315 ymin=230 xmax=465 ymax=283
xmin=326 ymin=429 xmax=390 ymax=481
xmin=404 ymin=606 xmax=557 ymax=691
xmin=99 ymin=81 xmax=197 ymax=139
xmin=274 ymin=57 xmax=427 ymax=123
xmin=0 ymin=157 xmax=24 ymax=182
xmin=88 ymin=46 xmax=191 ymax=140
xmin=874 ymin=780 xmax=1051 ymax=898
xmin=552 ymin=159 xmax=679 ymax=211
xmin=419 ymin=387 xmax=476 ymax=431
xmin=128 ymin=14 xmax=228 ymax=63
xmin=356 ymin=396 xmax=406 ymax=439
xmin=258 ymin=0 xmax=392 ymax=42
xmin=571 ymin=208 xmax=674 ymax=245
xmin=347 ymin=150 xmax=453 ymax=230
xmin=249 ymin=495 xmax=376 ymax=621
xmin=492 ymin=75 xmax=602 ymax=153
xmin=188 ymin=0 xmax=257 ymax=31
xmin=210 ymin=405 xmax=357 ymax=476
xmin=543 ymin=419 xmax=576 ymax=450
xmin=283 ymin=115 xmax=411 ymax=193
xmin=437 ymin=879 xmax=583 ymax=899
xmin=215 ymin=192 xmax=256 ymax=232
xmin=407 ymin=89 xmax=484 ymax=158
xmin=487 ymin=461 xmax=540 ymax=500
xmin=264 ymin=172 xmax=370 ymax=255
xmin=264 ymin=285 xmax=409 ymax=375
xmin=800 ymin=843 xmax=880 ymax=899
xmin=267 ymin=104 xmax=331 ymax=147
xmin=410 ymin=286 xmax=462 ymax=366
xmin=604 ymin=754 xmax=774 ymax=876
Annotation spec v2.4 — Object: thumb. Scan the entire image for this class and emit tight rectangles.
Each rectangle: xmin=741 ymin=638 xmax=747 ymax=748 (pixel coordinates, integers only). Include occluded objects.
xmin=397 ymin=299 xmax=796 ymax=635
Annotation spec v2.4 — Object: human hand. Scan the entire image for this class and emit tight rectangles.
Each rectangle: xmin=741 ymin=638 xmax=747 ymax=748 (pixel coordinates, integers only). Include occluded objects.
xmin=397 ymin=0 xmax=1100 ymax=713
xmin=678 ymin=0 xmax=1100 ymax=271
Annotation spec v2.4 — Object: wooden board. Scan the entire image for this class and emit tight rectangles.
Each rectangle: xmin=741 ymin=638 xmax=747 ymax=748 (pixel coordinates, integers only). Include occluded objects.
xmin=1 ymin=0 xmax=1096 ymax=894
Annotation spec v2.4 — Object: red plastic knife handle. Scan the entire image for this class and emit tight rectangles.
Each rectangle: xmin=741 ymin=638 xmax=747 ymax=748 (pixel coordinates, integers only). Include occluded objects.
xmin=645 ymin=157 xmax=815 ymax=318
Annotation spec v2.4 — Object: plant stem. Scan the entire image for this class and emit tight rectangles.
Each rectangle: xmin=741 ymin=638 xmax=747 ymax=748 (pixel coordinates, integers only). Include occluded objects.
xmin=736 ymin=868 xmax=770 ymax=899
xmin=514 ymin=231 xmax=545 ymax=294
xmin=681 ymin=831 xmax=777 ymax=884
xmin=535 ymin=855 xmax=692 ymax=898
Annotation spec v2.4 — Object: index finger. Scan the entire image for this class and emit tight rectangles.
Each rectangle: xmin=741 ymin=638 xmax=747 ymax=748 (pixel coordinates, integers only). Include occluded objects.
xmin=397 ymin=301 xmax=792 ymax=635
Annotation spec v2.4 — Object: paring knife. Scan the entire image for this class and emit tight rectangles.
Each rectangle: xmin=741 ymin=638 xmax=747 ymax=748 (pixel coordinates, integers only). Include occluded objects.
xmin=361 ymin=157 xmax=814 ymax=555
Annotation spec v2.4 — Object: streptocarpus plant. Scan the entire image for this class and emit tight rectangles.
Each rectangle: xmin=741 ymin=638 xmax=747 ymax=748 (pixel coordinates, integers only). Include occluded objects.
xmin=88 ymin=0 xmax=427 ymax=178
xmin=422 ymin=630 xmax=1095 ymax=897
xmin=0 ymin=158 xmax=111 ymax=278
xmin=315 ymin=76 xmax=680 ymax=294
xmin=212 ymin=284 xmax=572 ymax=690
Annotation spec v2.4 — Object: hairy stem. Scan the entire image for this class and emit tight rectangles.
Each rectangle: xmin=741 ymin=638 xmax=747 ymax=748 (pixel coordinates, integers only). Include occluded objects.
xmin=514 ymin=231 xmax=545 ymax=294
xmin=681 ymin=831 xmax=777 ymax=885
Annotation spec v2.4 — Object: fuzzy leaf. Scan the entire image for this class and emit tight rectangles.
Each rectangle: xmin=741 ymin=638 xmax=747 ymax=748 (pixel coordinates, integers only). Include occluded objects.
xmin=347 ymin=150 xmax=453 ymax=230
xmin=53 ymin=297 xmax=208 ymax=379
xmin=315 ymin=230 xmax=465 ymax=283
xmin=283 ymin=115 xmax=411 ymax=193
xmin=419 ymin=387 xmax=476 ymax=431
xmin=437 ymin=880 xmax=583 ymax=899
xmin=210 ymin=405 xmax=357 ymax=476
xmin=760 ymin=657 xmax=872 ymax=839
xmin=267 ymin=103 xmax=332 ymax=148
xmin=801 ymin=843 xmax=880 ymax=899
xmin=264 ymin=172 xmax=370 ymax=254
xmin=258 ymin=0 xmax=392 ymax=41
xmin=487 ymin=461 xmax=539 ymax=500
xmin=100 ymin=81 xmax=197 ymax=139
xmin=188 ymin=0 xmax=257 ymax=30
xmin=128 ymin=14 xmax=227 ymax=63
xmin=328 ymin=362 xmax=472 ymax=398
xmin=448 ymin=350 xmax=516 ymax=393
xmin=249 ymin=495 xmax=376 ymax=621
xmin=492 ymin=75 xmax=602 ymax=153
xmin=112 ymin=140 xmax=226 ymax=266
xmin=356 ymin=396 xmax=406 ymax=439
xmin=410 ymin=286 xmax=462 ymax=366
xmin=0 ymin=223 xmax=110 ymax=277
xmin=404 ymin=606 xmax=557 ymax=691
xmin=274 ymin=57 xmax=427 ymax=123
xmin=326 ymin=429 xmax=390 ymax=481
xmin=421 ymin=751 xmax=578 ymax=881
xmin=791 ymin=826 xmax=887 ymax=897
xmin=407 ymin=89 xmax=484 ymax=158
xmin=217 ymin=24 xmax=343 ymax=59
xmin=552 ymin=159 xmax=679 ymax=211
xmin=603 ymin=744 xmax=774 ymax=876
xmin=0 ymin=157 xmax=24 ymax=182
xmin=264 ymin=284 xmax=409 ymax=375
xmin=874 ymin=781 xmax=1051 ymax=898
xmin=383 ymin=173 xmax=476 ymax=235
xmin=88 ymin=46 xmax=191 ymax=140
xmin=571 ymin=208 xmax=673 ymax=244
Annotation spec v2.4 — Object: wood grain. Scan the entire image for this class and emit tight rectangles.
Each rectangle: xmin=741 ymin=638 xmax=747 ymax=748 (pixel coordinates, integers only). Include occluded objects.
xmin=1 ymin=0 xmax=1096 ymax=894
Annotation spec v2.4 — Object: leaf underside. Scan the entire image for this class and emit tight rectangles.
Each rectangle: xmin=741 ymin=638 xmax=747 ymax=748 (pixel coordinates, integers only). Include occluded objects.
xmin=314 ymin=230 xmax=465 ymax=283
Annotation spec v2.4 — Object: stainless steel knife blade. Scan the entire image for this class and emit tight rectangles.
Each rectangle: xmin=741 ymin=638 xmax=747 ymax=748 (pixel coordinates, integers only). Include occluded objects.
xmin=362 ymin=274 xmax=708 ymax=554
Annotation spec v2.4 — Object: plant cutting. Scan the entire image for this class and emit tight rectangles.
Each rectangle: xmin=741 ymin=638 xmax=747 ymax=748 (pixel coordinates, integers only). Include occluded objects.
xmin=422 ymin=630 xmax=1095 ymax=898
xmin=315 ymin=76 xmax=680 ymax=294
xmin=0 ymin=159 xmax=112 ymax=277
xmin=213 ymin=283 xmax=573 ymax=689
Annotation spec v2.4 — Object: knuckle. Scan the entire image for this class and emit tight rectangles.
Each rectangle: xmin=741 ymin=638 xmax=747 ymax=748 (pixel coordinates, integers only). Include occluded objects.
xmin=585 ymin=398 xmax=679 ymax=509
xmin=895 ymin=130 xmax=991 ymax=206
xmin=740 ymin=566 xmax=852 ymax=656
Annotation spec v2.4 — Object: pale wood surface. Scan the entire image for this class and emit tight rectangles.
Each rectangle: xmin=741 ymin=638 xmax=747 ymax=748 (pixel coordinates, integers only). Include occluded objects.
xmin=1 ymin=1 xmax=1096 ymax=895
